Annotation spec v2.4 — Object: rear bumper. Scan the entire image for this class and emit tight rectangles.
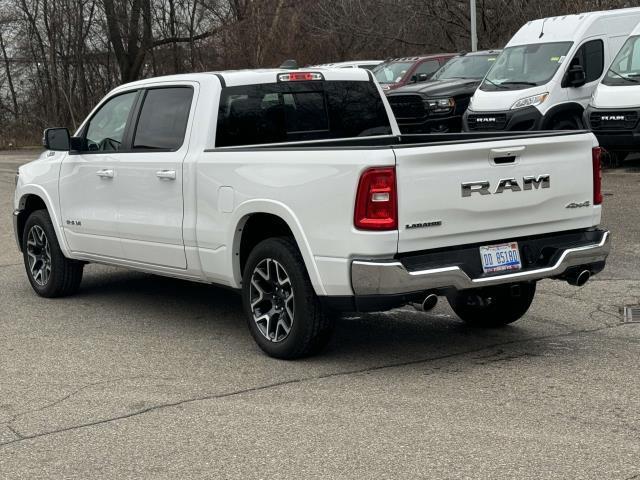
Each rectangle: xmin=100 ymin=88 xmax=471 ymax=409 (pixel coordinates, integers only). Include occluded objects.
xmin=351 ymin=229 xmax=610 ymax=296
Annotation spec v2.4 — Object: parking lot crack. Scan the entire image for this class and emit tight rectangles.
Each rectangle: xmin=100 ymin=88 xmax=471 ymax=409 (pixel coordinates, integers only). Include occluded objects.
xmin=6 ymin=425 xmax=24 ymax=440
xmin=1 ymin=375 xmax=167 ymax=428
xmin=0 ymin=320 xmax=633 ymax=449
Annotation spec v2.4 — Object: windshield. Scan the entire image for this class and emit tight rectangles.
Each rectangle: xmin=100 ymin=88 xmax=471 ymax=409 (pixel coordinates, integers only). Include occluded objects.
xmin=480 ymin=42 xmax=573 ymax=91
xmin=372 ymin=61 xmax=413 ymax=84
xmin=603 ymin=36 xmax=640 ymax=86
xmin=432 ymin=55 xmax=498 ymax=81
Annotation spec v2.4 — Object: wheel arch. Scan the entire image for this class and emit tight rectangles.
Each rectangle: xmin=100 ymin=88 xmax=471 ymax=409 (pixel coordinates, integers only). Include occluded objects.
xmin=230 ymin=201 xmax=326 ymax=296
xmin=15 ymin=187 xmax=69 ymax=256
xmin=541 ymin=102 xmax=585 ymax=129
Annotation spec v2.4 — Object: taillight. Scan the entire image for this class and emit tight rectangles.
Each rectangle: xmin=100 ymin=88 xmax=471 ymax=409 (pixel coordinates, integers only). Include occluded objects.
xmin=354 ymin=167 xmax=397 ymax=230
xmin=592 ymin=147 xmax=603 ymax=205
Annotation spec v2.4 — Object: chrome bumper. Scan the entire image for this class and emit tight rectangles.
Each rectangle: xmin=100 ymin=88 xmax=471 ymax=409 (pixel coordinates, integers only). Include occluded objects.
xmin=13 ymin=209 xmax=21 ymax=251
xmin=351 ymin=230 xmax=610 ymax=296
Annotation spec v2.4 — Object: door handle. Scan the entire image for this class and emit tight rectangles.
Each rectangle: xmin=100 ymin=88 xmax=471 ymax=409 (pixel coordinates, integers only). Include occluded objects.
xmin=156 ymin=170 xmax=176 ymax=180
xmin=96 ymin=168 xmax=114 ymax=178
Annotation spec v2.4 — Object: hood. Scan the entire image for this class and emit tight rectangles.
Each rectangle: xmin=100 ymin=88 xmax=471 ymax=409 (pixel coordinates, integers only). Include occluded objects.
xmin=390 ymin=78 xmax=481 ymax=98
xmin=469 ymin=85 xmax=549 ymax=112
xmin=591 ymin=83 xmax=640 ymax=109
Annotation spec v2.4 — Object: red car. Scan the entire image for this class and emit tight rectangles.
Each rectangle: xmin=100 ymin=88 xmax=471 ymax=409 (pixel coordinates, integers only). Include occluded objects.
xmin=372 ymin=53 xmax=457 ymax=92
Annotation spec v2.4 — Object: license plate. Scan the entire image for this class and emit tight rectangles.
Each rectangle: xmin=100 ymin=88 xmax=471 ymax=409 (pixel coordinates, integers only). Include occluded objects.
xmin=480 ymin=242 xmax=522 ymax=274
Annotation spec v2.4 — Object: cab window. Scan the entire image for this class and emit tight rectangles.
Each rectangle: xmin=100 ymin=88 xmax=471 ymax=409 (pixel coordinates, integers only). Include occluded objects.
xmin=84 ymin=91 xmax=137 ymax=152
xmin=570 ymin=39 xmax=605 ymax=83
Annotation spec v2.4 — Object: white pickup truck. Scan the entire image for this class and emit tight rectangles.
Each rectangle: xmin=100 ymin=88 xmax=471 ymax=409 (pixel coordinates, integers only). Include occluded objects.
xmin=13 ymin=68 xmax=610 ymax=358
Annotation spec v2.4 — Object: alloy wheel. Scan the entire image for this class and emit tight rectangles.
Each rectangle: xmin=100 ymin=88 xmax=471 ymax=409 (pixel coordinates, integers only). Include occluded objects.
xmin=249 ymin=258 xmax=294 ymax=343
xmin=26 ymin=225 xmax=52 ymax=286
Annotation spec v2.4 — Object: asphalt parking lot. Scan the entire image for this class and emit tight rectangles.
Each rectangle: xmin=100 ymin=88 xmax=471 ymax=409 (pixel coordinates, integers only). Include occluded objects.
xmin=1 ymin=149 xmax=639 ymax=479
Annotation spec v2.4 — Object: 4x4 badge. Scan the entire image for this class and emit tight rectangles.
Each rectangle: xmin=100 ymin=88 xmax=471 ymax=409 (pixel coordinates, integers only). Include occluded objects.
xmin=565 ymin=201 xmax=591 ymax=209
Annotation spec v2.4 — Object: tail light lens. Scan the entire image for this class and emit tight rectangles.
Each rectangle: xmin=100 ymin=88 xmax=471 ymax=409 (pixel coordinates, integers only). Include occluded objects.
xmin=592 ymin=147 xmax=603 ymax=205
xmin=354 ymin=167 xmax=397 ymax=230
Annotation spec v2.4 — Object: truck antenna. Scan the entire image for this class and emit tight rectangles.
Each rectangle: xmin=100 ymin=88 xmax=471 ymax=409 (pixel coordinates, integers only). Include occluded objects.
xmin=539 ymin=18 xmax=547 ymax=39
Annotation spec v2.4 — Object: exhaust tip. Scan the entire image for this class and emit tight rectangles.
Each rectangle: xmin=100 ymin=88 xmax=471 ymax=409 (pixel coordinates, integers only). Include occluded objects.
xmin=567 ymin=269 xmax=590 ymax=287
xmin=422 ymin=294 xmax=438 ymax=312
xmin=576 ymin=270 xmax=590 ymax=287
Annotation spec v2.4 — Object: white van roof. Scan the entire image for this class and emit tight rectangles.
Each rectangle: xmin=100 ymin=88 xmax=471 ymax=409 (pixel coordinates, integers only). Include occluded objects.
xmin=508 ymin=8 xmax=640 ymax=47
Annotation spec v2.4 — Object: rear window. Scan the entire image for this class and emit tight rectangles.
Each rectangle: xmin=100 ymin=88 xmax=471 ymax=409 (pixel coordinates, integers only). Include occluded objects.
xmin=215 ymin=80 xmax=391 ymax=147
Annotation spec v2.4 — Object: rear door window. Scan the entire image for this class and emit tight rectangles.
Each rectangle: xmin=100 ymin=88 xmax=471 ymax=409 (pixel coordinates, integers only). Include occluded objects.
xmin=215 ymin=80 xmax=391 ymax=147
xmin=133 ymin=87 xmax=194 ymax=150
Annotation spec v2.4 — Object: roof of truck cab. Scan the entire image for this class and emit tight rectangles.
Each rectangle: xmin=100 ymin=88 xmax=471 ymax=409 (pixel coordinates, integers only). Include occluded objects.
xmin=111 ymin=68 xmax=372 ymax=91
xmin=508 ymin=8 xmax=640 ymax=47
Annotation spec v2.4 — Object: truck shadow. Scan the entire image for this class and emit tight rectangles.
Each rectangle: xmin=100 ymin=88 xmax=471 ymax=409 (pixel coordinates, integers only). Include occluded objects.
xmin=74 ymin=266 xmax=550 ymax=363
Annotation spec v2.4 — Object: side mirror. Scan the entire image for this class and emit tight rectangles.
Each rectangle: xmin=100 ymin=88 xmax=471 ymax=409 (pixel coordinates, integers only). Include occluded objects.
xmin=417 ymin=73 xmax=429 ymax=82
xmin=410 ymin=75 xmax=417 ymax=83
xmin=567 ymin=64 xmax=586 ymax=88
xmin=42 ymin=128 xmax=70 ymax=151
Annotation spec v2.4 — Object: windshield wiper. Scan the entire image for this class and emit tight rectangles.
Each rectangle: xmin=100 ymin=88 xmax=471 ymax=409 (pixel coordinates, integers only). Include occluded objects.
xmin=483 ymin=78 xmax=509 ymax=89
xmin=609 ymin=69 xmax=640 ymax=83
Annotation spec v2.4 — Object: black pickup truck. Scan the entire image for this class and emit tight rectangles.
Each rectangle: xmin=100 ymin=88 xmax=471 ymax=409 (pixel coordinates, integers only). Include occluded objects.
xmin=386 ymin=50 xmax=501 ymax=133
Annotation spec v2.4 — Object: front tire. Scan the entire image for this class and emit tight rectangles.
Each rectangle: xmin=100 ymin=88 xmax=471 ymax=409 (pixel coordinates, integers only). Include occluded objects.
xmin=604 ymin=150 xmax=628 ymax=168
xmin=22 ymin=210 xmax=84 ymax=298
xmin=242 ymin=237 xmax=334 ymax=359
xmin=446 ymin=282 xmax=536 ymax=328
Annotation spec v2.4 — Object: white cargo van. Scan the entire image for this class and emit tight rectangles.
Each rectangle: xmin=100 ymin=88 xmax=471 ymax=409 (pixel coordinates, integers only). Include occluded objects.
xmin=584 ymin=22 xmax=640 ymax=164
xmin=463 ymin=8 xmax=640 ymax=132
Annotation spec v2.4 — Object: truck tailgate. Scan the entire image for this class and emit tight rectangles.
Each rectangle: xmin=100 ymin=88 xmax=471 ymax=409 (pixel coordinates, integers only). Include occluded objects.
xmin=393 ymin=133 xmax=599 ymax=253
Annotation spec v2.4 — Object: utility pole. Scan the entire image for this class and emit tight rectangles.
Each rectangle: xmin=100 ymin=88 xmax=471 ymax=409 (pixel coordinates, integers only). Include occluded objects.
xmin=470 ymin=0 xmax=478 ymax=51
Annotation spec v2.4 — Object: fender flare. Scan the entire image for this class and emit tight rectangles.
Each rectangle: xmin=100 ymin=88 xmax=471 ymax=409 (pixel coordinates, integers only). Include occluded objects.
xmin=17 ymin=185 xmax=71 ymax=257
xmin=541 ymin=102 xmax=585 ymax=129
xmin=227 ymin=199 xmax=326 ymax=296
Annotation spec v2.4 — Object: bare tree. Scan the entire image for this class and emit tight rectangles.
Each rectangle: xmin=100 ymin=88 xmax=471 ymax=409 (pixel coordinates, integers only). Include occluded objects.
xmin=0 ymin=0 xmax=636 ymax=147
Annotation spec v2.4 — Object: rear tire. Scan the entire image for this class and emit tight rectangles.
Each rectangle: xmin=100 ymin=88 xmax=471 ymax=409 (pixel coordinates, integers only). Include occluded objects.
xmin=446 ymin=282 xmax=536 ymax=328
xmin=242 ymin=237 xmax=334 ymax=359
xmin=22 ymin=210 xmax=84 ymax=298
